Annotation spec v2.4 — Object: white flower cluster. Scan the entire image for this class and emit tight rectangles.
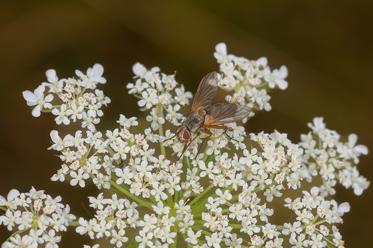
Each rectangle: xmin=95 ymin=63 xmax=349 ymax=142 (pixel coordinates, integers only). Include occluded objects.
xmin=283 ymin=187 xmax=350 ymax=248
xmin=23 ymin=64 xmax=110 ymax=131
xmin=177 ymin=131 xmax=303 ymax=247
xmin=0 ymin=188 xmax=75 ymax=248
xmin=76 ymin=194 xmax=197 ymax=248
xmin=76 ymin=193 xmax=139 ymax=248
xmin=49 ymin=114 xmax=148 ymax=190
xmin=300 ymin=117 xmax=369 ymax=196
xmin=214 ymin=42 xmax=288 ymax=113
xmin=248 ymin=132 xmax=305 ymax=199
xmin=128 ymin=63 xmax=192 ymax=130
xmin=200 ymin=190 xmax=283 ymax=248
xmin=49 ymin=129 xmax=113 ymax=189
xmin=4 ymin=43 xmax=367 ymax=247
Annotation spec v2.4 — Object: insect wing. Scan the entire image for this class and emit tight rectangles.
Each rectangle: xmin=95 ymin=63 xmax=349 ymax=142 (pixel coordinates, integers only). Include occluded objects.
xmin=204 ymin=103 xmax=251 ymax=126
xmin=191 ymin=72 xmax=219 ymax=112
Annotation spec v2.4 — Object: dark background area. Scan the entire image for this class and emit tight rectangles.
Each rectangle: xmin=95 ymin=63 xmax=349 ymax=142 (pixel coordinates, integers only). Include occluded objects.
xmin=0 ymin=0 xmax=372 ymax=247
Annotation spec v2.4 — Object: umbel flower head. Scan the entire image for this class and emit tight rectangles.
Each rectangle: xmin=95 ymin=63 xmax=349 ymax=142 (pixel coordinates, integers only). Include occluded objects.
xmin=0 ymin=42 xmax=368 ymax=248
xmin=0 ymin=188 xmax=75 ymax=248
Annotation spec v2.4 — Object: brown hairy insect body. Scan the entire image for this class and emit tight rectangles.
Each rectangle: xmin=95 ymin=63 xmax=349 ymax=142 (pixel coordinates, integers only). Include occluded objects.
xmin=176 ymin=72 xmax=251 ymax=157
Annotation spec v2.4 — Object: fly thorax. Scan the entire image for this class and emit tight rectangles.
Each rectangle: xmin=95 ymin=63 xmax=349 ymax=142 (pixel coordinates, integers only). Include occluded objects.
xmin=184 ymin=110 xmax=206 ymax=132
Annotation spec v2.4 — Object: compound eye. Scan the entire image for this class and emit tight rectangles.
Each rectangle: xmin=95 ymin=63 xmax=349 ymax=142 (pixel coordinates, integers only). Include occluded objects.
xmin=183 ymin=130 xmax=191 ymax=141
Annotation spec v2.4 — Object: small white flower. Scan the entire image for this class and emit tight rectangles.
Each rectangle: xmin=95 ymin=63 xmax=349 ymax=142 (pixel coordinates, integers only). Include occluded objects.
xmin=117 ymin=114 xmax=138 ymax=129
xmin=52 ymin=104 xmax=73 ymax=125
xmin=264 ymin=65 xmax=288 ymax=90
xmin=214 ymin=42 xmax=228 ymax=60
xmin=338 ymin=202 xmax=350 ymax=214
xmin=22 ymin=85 xmax=54 ymax=117
xmin=46 ymin=69 xmax=58 ymax=83
xmin=42 ymin=69 xmax=66 ymax=94
xmin=133 ymin=63 xmax=147 ymax=77
xmin=87 ymin=64 xmax=106 ymax=84
xmin=76 ymin=64 xmax=106 ymax=84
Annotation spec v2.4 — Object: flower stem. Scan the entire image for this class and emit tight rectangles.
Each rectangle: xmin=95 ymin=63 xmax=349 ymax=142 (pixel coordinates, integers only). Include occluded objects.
xmin=69 ymin=220 xmax=79 ymax=227
xmin=4 ymin=228 xmax=29 ymax=244
xmin=157 ymin=104 xmax=166 ymax=156
xmin=190 ymin=184 xmax=214 ymax=206
xmin=169 ymin=203 xmax=178 ymax=248
xmin=174 ymin=190 xmax=179 ymax=203
xmin=0 ymin=206 xmax=6 ymax=211
xmin=110 ymin=180 xmax=153 ymax=210
xmin=320 ymin=233 xmax=338 ymax=247
xmin=170 ymin=235 xmax=177 ymax=248
xmin=230 ymin=223 xmax=242 ymax=229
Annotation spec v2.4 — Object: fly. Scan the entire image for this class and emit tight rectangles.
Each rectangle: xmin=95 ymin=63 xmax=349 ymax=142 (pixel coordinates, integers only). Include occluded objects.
xmin=175 ymin=72 xmax=251 ymax=158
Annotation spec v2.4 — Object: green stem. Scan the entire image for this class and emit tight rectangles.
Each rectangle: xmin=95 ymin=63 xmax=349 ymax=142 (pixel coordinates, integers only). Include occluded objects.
xmin=166 ymin=193 xmax=173 ymax=207
xmin=41 ymin=109 xmax=52 ymax=113
xmin=170 ymin=235 xmax=177 ymax=248
xmin=230 ymin=223 xmax=242 ymax=229
xmin=313 ymin=220 xmax=326 ymax=226
xmin=157 ymin=104 xmax=166 ymax=156
xmin=317 ymin=231 xmax=337 ymax=247
xmin=0 ymin=206 xmax=7 ymax=211
xmin=4 ymin=228 xmax=29 ymax=244
xmin=110 ymin=180 xmax=153 ymax=210
xmin=169 ymin=203 xmax=178 ymax=248
xmin=69 ymin=220 xmax=79 ymax=227
xmin=174 ymin=191 xmax=179 ymax=203
xmin=190 ymin=184 xmax=215 ymax=206
xmin=185 ymin=156 xmax=191 ymax=169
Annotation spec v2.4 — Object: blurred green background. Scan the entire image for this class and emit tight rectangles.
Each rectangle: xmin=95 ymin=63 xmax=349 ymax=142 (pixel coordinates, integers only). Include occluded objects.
xmin=0 ymin=0 xmax=372 ymax=247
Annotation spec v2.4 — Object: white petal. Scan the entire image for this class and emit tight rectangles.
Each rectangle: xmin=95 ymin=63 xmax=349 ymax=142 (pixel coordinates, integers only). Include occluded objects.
xmin=46 ymin=69 xmax=58 ymax=82
xmin=0 ymin=195 xmax=5 ymax=205
xmin=348 ymin=134 xmax=357 ymax=146
xmin=277 ymin=79 xmax=288 ymax=90
xmin=310 ymin=187 xmax=319 ymax=195
xmin=45 ymin=94 xmax=54 ymax=102
xmin=7 ymin=189 xmax=20 ymax=201
xmin=215 ymin=42 xmax=227 ymax=55
xmin=279 ymin=65 xmax=288 ymax=78
xmin=355 ymin=177 xmax=370 ymax=196
xmin=34 ymin=85 xmax=45 ymax=98
xmin=90 ymin=64 xmax=104 ymax=77
xmin=75 ymin=69 xmax=84 ymax=78
xmin=338 ymin=202 xmax=350 ymax=214
xmin=22 ymin=90 xmax=37 ymax=105
xmin=86 ymin=64 xmax=106 ymax=83
xmin=354 ymin=145 xmax=368 ymax=155
xmin=50 ymin=130 xmax=61 ymax=143
xmin=32 ymin=105 xmax=42 ymax=117
xmin=95 ymin=77 xmax=106 ymax=84
xmin=62 ymin=117 xmax=70 ymax=125
xmin=63 ymin=134 xmax=74 ymax=147
xmin=257 ymin=57 xmax=268 ymax=66
xmin=132 ymin=63 xmax=147 ymax=77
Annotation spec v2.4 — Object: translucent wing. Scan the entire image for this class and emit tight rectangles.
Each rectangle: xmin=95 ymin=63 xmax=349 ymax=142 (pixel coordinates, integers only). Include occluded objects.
xmin=191 ymin=72 xmax=219 ymax=112
xmin=204 ymin=103 xmax=251 ymax=126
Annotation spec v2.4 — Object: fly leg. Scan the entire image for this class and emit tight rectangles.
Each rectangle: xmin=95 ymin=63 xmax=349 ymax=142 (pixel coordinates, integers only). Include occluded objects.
xmin=205 ymin=124 xmax=240 ymax=143
xmin=194 ymin=129 xmax=213 ymax=159
xmin=178 ymin=133 xmax=201 ymax=161
xmin=222 ymin=127 xmax=240 ymax=143
xmin=162 ymin=133 xmax=176 ymax=142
